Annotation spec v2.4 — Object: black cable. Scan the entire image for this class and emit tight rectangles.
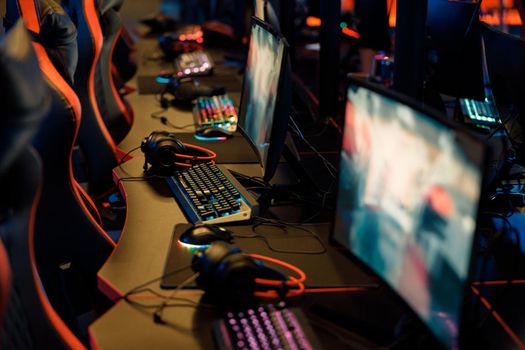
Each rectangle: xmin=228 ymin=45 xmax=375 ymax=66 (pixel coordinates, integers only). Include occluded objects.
xmin=115 ymin=175 xmax=166 ymax=189
xmin=288 ymin=115 xmax=338 ymax=180
xmin=232 ymin=217 xmax=328 ymax=255
xmin=150 ymin=113 xmax=194 ymax=130
xmin=123 ymin=264 xmax=193 ymax=299
xmin=228 ymin=170 xmax=266 ymax=187
xmin=122 ymin=266 xmax=216 ymax=319
xmin=153 ymin=273 xmax=212 ymax=324
xmin=118 ymin=146 xmax=142 ymax=166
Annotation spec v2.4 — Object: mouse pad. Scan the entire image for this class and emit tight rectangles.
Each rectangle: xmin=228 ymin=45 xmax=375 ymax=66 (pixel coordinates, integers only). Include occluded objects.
xmin=161 ymin=223 xmax=374 ymax=289
xmin=176 ymin=133 xmax=259 ymax=164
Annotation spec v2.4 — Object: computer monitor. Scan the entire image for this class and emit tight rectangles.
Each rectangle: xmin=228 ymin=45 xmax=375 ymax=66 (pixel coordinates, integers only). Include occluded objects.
xmin=481 ymin=23 xmax=525 ymax=131
xmin=254 ymin=0 xmax=265 ymax=20
xmin=331 ymin=78 xmax=485 ymax=348
xmin=253 ymin=0 xmax=281 ymax=32
xmin=426 ymin=0 xmax=485 ymax=100
xmin=238 ymin=17 xmax=291 ymax=182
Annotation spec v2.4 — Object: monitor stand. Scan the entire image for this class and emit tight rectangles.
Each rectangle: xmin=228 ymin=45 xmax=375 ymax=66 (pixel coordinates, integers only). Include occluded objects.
xmin=256 ymin=133 xmax=325 ymax=212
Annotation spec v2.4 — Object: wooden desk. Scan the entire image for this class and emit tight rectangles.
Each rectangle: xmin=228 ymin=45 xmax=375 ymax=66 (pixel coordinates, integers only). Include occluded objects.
xmin=117 ymin=38 xmax=243 ymax=154
xmin=89 ymin=26 xmax=525 ymax=350
xmin=91 ymin=156 xmax=380 ymax=349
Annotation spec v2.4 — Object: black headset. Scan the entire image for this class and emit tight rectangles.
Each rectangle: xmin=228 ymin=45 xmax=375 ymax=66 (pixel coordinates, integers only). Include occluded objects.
xmin=141 ymin=131 xmax=216 ymax=174
xmin=192 ymin=241 xmax=290 ymax=308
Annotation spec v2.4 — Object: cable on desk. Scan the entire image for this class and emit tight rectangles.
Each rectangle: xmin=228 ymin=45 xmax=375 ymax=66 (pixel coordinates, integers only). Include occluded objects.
xmin=123 ymin=264 xmax=192 ymax=299
xmin=118 ymin=146 xmax=142 ymax=166
xmin=153 ymin=272 xmax=204 ymax=324
xmin=231 ymin=217 xmax=327 ymax=255
xmin=115 ymin=175 xmax=166 ymax=189
xmin=151 ymin=112 xmax=194 ymax=130
xmin=228 ymin=170 xmax=267 ymax=187
xmin=122 ymin=265 xmax=216 ymax=319
xmin=288 ymin=114 xmax=338 ymax=180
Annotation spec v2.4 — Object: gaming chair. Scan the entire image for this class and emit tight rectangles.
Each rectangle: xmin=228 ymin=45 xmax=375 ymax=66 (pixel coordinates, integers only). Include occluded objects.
xmin=0 ymin=20 xmax=88 ymax=349
xmin=98 ymin=0 xmax=138 ymax=84
xmin=5 ymin=0 xmax=126 ymax=197
xmin=57 ymin=0 xmax=128 ymax=197
xmin=95 ymin=1 xmax=134 ymax=144
xmin=4 ymin=0 xmax=117 ymax=335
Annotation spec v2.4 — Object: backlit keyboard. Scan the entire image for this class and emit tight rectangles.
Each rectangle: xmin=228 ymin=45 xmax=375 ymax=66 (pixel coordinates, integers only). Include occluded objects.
xmin=165 ymin=162 xmax=258 ymax=225
xmin=460 ymin=98 xmax=501 ymax=126
xmin=175 ymin=51 xmax=213 ymax=77
xmin=212 ymin=303 xmax=321 ymax=350
xmin=193 ymin=94 xmax=238 ymax=132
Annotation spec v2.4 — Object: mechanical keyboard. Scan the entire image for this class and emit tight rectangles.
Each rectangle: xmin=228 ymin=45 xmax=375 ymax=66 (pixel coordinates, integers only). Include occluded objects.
xmin=165 ymin=162 xmax=258 ymax=225
xmin=460 ymin=98 xmax=501 ymax=127
xmin=175 ymin=51 xmax=213 ymax=77
xmin=212 ymin=303 xmax=322 ymax=350
xmin=192 ymin=94 xmax=238 ymax=132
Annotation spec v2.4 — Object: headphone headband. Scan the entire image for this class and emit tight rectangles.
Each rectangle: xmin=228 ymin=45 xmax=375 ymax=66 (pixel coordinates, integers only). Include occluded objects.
xmin=141 ymin=131 xmax=216 ymax=173
xmin=193 ymin=242 xmax=306 ymax=307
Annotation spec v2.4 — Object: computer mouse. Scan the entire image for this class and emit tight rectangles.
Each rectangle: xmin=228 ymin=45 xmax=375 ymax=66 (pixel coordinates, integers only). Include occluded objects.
xmin=179 ymin=224 xmax=234 ymax=246
xmin=194 ymin=127 xmax=233 ymax=140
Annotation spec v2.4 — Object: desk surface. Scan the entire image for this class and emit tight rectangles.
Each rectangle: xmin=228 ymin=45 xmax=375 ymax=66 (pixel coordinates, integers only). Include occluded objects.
xmin=90 ymin=34 xmax=383 ymax=349
xmin=89 ymin=24 xmax=525 ymax=350
xmin=117 ymin=38 xmax=243 ymax=154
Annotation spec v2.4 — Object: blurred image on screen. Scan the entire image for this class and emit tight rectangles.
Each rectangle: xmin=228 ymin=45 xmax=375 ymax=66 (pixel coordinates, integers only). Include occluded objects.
xmin=239 ymin=21 xmax=285 ymax=168
xmin=333 ymin=84 xmax=484 ymax=348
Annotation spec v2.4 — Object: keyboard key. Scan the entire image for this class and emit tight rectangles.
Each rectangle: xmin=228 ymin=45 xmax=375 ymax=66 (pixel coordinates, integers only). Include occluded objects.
xmin=165 ymin=163 xmax=259 ymax=224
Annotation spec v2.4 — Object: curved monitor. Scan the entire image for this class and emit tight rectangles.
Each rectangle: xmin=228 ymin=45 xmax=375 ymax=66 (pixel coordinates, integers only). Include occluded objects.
xmin=238 ymin=18 xmax=290 ymax=182
xmin=332 ymin=78 xmax=485 ymax=348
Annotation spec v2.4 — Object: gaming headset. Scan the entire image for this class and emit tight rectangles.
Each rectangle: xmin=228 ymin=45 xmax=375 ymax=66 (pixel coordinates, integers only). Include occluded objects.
xmin=192 ymin=241 xmax=306 ymax=308
xmin=141 ymin=131 xmax=216 ymax=173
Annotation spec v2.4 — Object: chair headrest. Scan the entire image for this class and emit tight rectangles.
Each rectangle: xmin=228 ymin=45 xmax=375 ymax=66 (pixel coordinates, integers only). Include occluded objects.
xmin=4 ymin=0 xmax=78 ymax=85
xmin=0 ymin=20 xmax=50 ymax=176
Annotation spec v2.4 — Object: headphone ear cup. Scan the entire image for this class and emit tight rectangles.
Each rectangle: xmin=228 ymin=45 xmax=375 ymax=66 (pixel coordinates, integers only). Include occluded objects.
xmin=141 ymin=131 xmax=186 ymax=173
xmin=194 ymin=242 xmax=261 ymax=307
xmin=193 ymin=242 xmax=239 ymax=289
xmin=211 ymin=252 xmax=260 ymax=307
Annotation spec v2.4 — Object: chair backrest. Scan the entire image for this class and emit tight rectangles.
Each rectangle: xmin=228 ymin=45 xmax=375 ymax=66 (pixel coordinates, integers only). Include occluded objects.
xmin=61 ymin=0 xmax=125 ymax=196
xmin=0 ymin=20 xmax=86 ymax=350
xmin=0 ymin=9 xmax=50 ymax=176
xmin=96 ymin=3 xmax=134 ymax=144
xmin=5 ymin=0 xmax=117 ymax=334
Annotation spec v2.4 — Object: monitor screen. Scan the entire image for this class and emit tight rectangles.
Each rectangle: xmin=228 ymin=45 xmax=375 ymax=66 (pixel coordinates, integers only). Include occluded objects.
xmin=332 ymin=81 xmax=484 ymax=348
xmin=239 ymin=19 xmax=288 ymax=180
xmin=254 ymin=0 xmax=265 ymax=20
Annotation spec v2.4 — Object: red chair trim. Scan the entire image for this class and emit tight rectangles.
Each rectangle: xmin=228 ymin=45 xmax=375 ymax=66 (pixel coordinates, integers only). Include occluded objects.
xmin=32 ymin=42 xmax=116 ymax=248
xmin=27 ymin=149 xmax=87 ymax=350
xmin=82 ymin=0 xmax=119 ymax=153
xmin=17 ymin=0 xmax=41 ymax=33
xmin=109 ymin=28 xmax=133 ymax=125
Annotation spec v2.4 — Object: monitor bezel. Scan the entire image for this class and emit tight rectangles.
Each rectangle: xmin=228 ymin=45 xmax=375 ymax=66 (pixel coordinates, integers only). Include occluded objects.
xmin=237 ymin=16 xmax=290 ymax=182
xmin=329 ymin=76 xmax=487 ymax=349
